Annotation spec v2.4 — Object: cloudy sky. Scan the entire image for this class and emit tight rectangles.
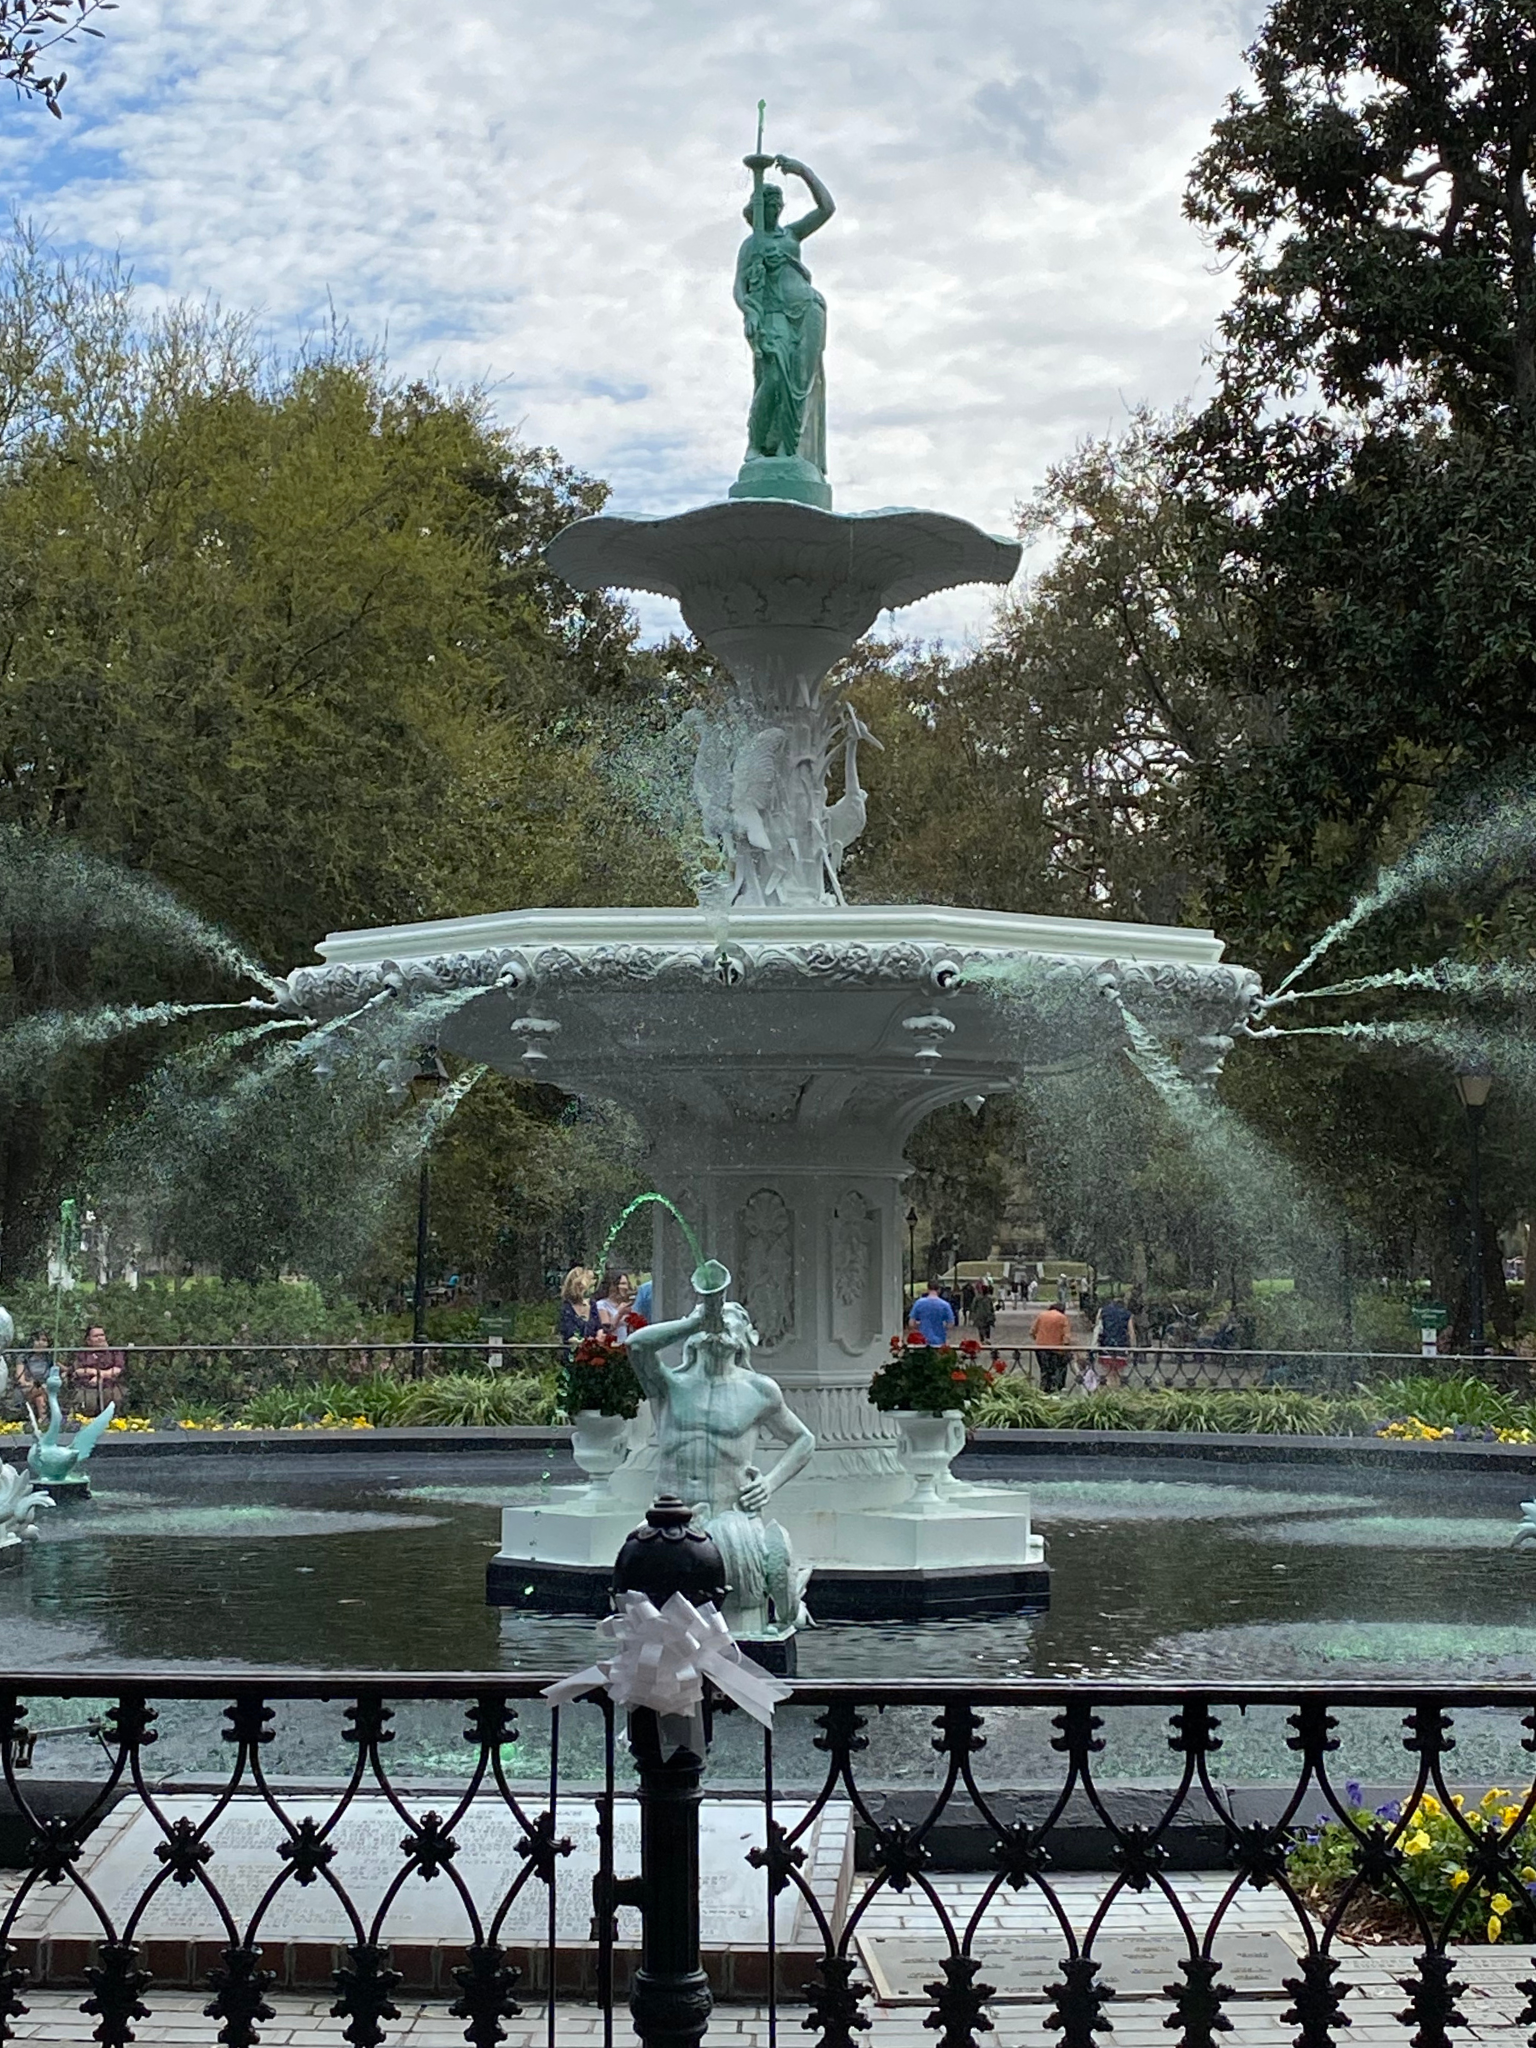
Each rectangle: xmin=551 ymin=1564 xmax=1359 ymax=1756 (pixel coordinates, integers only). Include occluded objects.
xmin=1 ymin=0 xmax=1266 ymax=641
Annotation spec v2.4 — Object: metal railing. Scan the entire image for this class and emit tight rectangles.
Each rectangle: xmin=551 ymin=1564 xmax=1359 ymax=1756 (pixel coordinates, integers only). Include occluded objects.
xmin=980 ymin=1342 xmax=1536 ymax=1398
xmin=6 ymin=1671 xmax=1536 ymax=2048
xmin=0 ymin=1341 xmax=566 ymax=1423
xmin=4 ymin=1336 xmax=1532 ymax=1406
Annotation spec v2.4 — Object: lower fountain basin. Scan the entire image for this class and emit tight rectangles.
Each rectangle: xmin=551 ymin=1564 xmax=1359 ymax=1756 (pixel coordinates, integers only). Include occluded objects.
xmin=487 ymin=1483 xmax=1049 ymax=1621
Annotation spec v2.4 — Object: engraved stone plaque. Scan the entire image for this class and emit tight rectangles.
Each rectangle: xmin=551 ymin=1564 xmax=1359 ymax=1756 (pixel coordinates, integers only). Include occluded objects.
xmin=857 ymin=1930 xmax=1298 ymax=2005
xmin=23 ymin=1796 xmax=847 ymax=1948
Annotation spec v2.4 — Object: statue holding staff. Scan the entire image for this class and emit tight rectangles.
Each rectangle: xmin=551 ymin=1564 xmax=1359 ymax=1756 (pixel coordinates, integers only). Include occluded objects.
xmin=733 ymin=124 xmax=836 ymax=501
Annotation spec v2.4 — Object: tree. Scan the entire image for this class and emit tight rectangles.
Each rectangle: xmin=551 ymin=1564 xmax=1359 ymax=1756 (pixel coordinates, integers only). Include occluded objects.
xmin=0 ymin=229 xmax=690 ymax=1272
xmin=1 ymin=0 xmax=111 ymax=117
xmin=1181 ymin=0 xmax=1536 ymax=963
xmin=842 ymin=417 xmax=1250 ymax=928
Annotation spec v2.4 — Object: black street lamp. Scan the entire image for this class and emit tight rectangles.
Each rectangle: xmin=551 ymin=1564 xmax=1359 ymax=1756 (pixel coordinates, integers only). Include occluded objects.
xmin=1454 ymin=1061 xmax=1494 ymax=1358
xmin=905 ymin=1207 xmax=919 ymax=1314
xmin=409 ymin=1048 xmax=450 ymax=1349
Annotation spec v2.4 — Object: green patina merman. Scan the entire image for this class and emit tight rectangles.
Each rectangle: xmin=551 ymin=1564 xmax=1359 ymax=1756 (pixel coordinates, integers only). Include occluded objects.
xmin=27 ymin=1367 xmax=115 ymax=1485
xmin=730 ymin=125 xmax=836 ymax=511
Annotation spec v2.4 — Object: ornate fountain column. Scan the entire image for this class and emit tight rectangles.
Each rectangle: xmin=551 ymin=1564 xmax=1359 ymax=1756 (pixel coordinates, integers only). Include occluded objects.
xmin=644 ymin=1096 xmax=911 ymax=1505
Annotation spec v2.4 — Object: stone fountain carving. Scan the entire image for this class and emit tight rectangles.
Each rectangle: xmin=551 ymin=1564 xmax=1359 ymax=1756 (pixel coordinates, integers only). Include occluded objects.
xmin=0 ymin=1459 xmax=49 ymax=1555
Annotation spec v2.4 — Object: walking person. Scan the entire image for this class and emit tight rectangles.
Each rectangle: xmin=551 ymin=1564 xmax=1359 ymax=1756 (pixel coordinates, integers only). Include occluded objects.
xmin=972 ymin=1282 xmax=996 ymax=1346
xmin=1030 ymin=1301 xmax=1072 ymax=1392
xmin=1092 ymin=1296 xmax=1137 ymax=1390
xmin=908 ymin=1279 xmax=957 ymax=1347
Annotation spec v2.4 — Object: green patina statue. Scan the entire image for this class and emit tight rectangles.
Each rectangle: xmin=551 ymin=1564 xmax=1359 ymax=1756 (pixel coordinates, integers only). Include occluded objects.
xmin=730 ymin=116 xmax=836 ymax=511
xmin=27 ymin=1367 xmax=115 ymax=1489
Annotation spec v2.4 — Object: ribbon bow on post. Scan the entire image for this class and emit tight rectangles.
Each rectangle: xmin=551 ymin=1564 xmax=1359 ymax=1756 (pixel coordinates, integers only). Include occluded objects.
xmin=543 ymin=1589 xmax=792 ymax=1757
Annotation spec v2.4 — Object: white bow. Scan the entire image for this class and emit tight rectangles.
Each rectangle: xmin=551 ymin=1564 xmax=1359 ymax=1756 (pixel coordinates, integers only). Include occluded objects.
xmin=542 ymin=1590 xmax=792 ymax=1751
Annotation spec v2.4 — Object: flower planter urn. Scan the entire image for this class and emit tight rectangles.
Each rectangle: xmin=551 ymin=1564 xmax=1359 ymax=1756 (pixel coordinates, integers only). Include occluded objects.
xmin=570 ymin=1410 xmax=631 ymax=1493
xmin=893 ymin=1408 xmax=964 ymax=1506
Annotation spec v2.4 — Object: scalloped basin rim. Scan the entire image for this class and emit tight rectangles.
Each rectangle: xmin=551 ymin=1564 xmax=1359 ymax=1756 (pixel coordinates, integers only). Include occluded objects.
xmin=545 ymin=498 xmax=1023 ymax=610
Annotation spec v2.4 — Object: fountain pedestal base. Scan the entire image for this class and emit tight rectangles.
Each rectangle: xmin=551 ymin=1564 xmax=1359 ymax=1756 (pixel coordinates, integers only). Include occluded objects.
xmin=487 ymin=1483 xmax=1049 ymax=1621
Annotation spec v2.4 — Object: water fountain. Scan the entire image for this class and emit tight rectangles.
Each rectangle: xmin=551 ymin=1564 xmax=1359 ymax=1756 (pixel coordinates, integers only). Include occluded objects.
xmin=276 ymin=138 xmax=1263 ymax=1623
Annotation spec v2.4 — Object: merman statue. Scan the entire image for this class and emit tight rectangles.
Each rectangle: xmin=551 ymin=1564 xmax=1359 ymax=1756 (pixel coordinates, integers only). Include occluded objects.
xmin=624 ymin=1260 xmax=815 ymax=1640
xmin=28 ymin=1366 xmax=115 ymax=1494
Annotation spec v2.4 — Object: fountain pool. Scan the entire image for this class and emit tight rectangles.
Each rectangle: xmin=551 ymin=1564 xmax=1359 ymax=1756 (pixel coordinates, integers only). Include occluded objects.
xmin=2 ymin=1444 xmax=1532 ymax=1686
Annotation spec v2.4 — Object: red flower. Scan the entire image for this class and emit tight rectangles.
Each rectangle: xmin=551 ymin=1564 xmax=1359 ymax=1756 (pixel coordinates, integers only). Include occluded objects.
xmin=950 ymin=1368 xmax=968 ymax=1382
xmin=959 ymin=1339 xmax=980 ymax=1358
xmin=890 ymin=1336 xmax=903 ymax=1353
xmin=906 ymin=1331 xmax=927 ymax=1347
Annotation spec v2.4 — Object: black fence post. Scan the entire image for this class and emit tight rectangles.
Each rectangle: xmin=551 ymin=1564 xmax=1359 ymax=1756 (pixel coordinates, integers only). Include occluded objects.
xmin=611 ymin=1497 xmax=728 ymax=2048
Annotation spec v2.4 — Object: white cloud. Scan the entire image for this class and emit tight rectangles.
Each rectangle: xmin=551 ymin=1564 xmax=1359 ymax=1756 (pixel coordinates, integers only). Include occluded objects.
xmin=0 ymin=0 xmax=1264 ymax=642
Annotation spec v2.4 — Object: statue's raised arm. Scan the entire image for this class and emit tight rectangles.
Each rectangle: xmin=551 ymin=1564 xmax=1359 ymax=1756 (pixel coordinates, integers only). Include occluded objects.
xmin=775 ymin=155 xmax=834 ymax=240
xmin=624 ymin=1303 xmax=705 ymax=1404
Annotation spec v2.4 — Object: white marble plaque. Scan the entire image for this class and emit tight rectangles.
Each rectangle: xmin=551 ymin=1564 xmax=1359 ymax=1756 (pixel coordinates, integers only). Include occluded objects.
xmin=24 ymin=1796 xmax=846 ymax=1948
xmin=857 ymin=1930 xmax=1298 ymax=2005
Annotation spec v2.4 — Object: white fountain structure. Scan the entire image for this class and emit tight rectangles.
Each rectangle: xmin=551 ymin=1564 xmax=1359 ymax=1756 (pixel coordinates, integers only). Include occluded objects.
xmin=281 ymin=145 xmax=1262 ymax=1624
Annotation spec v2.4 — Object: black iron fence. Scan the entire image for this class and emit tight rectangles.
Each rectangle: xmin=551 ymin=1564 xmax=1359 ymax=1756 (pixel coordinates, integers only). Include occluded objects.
xmin=982 ymin=1342 xmax=1536 ymax=1399
xmin=0 ymin=1341 xmax=567 ymax=1425
xmin=7 ymin=1672 xmax=1536 ymax=2048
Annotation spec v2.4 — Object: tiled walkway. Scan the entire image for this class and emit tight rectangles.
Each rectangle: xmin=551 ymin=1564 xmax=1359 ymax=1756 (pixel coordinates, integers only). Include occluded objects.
xmin=7 ymin=1960 xmax=1536 ymax=2048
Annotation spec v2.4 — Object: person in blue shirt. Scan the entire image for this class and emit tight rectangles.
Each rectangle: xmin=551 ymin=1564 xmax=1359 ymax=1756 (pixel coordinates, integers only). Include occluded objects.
xmin=908 ymin=1282 xmax=957 ymax=1347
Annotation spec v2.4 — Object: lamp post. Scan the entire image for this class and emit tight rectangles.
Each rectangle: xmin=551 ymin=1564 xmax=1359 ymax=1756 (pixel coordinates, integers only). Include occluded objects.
xmin=905 ymin=1206 xmax=918 ymax=1317
xmin=409 ymin=1048 xmax=450 ymax=1350
xmin=1453 ymin=1061 xmax=1494 ymax=1358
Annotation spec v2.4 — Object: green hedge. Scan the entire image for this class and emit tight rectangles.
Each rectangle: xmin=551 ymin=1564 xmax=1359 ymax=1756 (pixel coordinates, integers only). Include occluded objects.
xmin=972 ymin=1383 xmax=1380 ymax=1435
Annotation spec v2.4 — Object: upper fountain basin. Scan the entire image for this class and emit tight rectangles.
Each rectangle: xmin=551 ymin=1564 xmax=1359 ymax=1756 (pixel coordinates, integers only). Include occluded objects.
xmin=545 ymin=500 xmax=1022 ymax=688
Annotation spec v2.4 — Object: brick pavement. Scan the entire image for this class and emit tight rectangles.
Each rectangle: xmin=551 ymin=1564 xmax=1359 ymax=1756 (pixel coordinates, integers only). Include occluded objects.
xmin=6 ymin=1872 xmax=1536 ymax=2045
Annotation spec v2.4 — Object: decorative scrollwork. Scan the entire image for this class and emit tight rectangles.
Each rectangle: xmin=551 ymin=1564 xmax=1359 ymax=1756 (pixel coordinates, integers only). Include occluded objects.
xmin=7 ymin=1672 xmax=1534 ymax=2048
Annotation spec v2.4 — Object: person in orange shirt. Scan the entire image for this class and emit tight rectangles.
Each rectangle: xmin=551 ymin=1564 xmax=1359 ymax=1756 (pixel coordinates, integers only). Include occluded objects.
xmin=1031 ymin=1302 xmax=1072 ymax=1391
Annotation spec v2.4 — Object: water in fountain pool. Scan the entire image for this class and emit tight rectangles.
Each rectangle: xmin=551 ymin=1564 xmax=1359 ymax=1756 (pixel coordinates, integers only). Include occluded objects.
xmin=0 ymin=1447 xmax=1530 ymax=1686
xmin=4 ymin=1446 xmax=1535 ymax=1788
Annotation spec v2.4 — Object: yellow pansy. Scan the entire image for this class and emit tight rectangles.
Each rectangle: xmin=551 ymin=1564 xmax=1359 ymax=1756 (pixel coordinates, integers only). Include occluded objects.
xmin=1489 ymin=1914 xmax=1504 ymax=1942
xmin=1404 ymin=1830 xmax=1432 ymax=1856
xmin=1501 ymin=1807 xmax=1523 ymax=1829
xmin=1419 ymin=1796 xmax=1442 ymax=1818
xmin=1521 ymin=1867 xmax=1535 ymax=1883
xmin=1449 ymin=1870 xmax=1471 ymax=1890
xmin=1491 ymin=1894 xmax=1515 ymax=1916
